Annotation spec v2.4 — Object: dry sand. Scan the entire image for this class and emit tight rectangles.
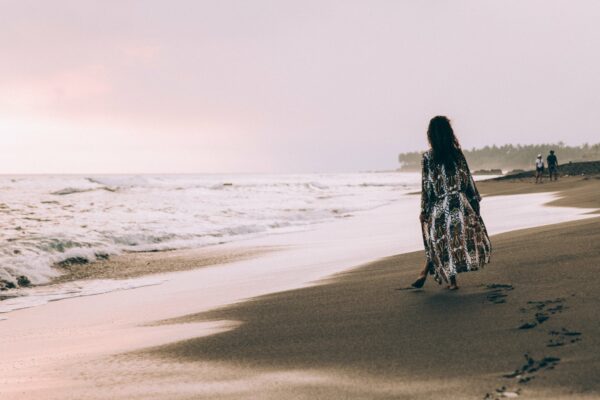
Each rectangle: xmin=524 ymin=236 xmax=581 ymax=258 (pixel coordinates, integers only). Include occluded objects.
xmin=3 ymin=177 xmax=599 ymax=400
xmin=128 ymin=176 xmax=600 ymax=399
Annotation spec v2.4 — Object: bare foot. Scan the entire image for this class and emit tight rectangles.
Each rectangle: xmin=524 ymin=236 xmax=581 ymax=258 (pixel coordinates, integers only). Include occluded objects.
xmin=411 ymin=272 xmax=427 ymax=289
xmin=447 ymin=276 xmax=459 ymax=290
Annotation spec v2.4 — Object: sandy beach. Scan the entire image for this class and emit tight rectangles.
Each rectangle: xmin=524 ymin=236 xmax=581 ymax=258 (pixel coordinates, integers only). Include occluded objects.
xmin=1 ymin=176 xmax=599 ymax=400
xmin=4 ymin=2 xmax=600 ymax=399
xmin=148 ymin=217 xmax=600 ymax=400
xmin=141 ymin=176 xmax=600 ymax=399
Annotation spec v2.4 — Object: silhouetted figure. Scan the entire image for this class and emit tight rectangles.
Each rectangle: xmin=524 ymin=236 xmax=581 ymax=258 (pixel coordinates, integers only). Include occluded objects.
xmin=535 ymin=154 xmax=544 ymax=184
xmin=411 ymin=116 xmax=492 ymax=291
xmin=547 ymin=150 xmax=559 ymax=181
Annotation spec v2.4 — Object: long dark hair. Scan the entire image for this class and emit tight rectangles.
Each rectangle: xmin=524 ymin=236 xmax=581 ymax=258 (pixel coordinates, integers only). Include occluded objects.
xmin=427 ymin=116 xmax=463 ymax=168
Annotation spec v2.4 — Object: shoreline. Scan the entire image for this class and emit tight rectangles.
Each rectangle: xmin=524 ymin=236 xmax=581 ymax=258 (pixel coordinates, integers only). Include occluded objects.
xmin=1 ymin=178 xmax=598 ymax=399
xmin=50 ymin=245 xmax=276 ymax=283
xmin=31 ymin=176 xmax=599 ymax=290
xmin=134 ymin=177 xmax=600 ymax=399
xmin=2 ymin=175 xmax=592 ymax=291
xmin=1 ymin=189 xmax=589 ymax=316
xmin=140 ymin=217 xmax=600 ymax=400
xmin=477 ymin=175 xmax=600 ymax=212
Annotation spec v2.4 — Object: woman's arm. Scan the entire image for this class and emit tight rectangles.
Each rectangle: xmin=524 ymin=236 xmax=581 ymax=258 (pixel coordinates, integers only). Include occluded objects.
xmin=462 ymin=154 xmax=481 ymax=214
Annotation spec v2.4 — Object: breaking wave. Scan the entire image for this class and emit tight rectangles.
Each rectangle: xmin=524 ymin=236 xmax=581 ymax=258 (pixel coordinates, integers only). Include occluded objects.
xmin=0 ymin=172 xmax=420 ymax=290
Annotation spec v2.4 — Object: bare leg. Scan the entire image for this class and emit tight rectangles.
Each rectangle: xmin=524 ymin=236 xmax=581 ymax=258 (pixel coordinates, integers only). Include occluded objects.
xmin=448 ymin=276 xmax=459 ymax=290
xmin=419 ymin=261 xmax=429 ymax=278
xmin=411 ymin=261 xmax=430 ymax=288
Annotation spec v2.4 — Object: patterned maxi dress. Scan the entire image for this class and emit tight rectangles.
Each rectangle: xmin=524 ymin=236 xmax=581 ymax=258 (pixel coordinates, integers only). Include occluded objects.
xmin=420 ymin=150 xmax=492 ymax=284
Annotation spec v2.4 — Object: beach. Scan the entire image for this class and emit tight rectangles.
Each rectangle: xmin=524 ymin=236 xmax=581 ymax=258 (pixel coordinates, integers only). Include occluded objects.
xmin=1 ymin=175 xmax=599 ymax=399
xmin=4 ymin=2 xmax=600 ymax=399
xmin=149 ymin=217 xmax=600 ymax=400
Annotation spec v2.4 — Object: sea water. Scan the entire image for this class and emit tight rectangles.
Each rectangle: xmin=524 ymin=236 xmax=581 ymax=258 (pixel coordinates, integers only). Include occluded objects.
xmin=2 ymin=173 xmax=595 ymax=317
xmin=0 ymin=173 xmax=421 ymax=286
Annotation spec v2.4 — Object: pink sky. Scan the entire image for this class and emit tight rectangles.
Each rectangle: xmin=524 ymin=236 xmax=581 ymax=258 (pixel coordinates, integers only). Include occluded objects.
xmin=1 ymin=0 xmax=599 ymax=173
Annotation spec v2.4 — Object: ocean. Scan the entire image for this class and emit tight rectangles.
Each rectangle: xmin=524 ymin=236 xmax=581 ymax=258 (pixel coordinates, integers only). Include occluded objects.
xmin=0 ymin=172 xmax=421 ymax=287
xmin=2 ymin=172 xmax=595 ymax=318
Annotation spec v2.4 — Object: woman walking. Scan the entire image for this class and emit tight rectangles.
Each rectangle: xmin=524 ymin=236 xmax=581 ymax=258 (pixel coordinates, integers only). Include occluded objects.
xmin=411 ymin=116 xmax=491 ymax=290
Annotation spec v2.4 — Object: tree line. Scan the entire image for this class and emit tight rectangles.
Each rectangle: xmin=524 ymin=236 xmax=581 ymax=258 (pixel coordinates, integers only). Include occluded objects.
xmin=398 ymin=143 xmax=600 ymax=172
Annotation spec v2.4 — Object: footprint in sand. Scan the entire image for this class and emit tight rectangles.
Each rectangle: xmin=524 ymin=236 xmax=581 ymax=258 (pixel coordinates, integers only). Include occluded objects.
xmin=547 ymin=328 xmax=582 ymax=347
xmin=485 ymin=353 xmax=562 ymax=398
xmin=485 ymin=296 xmax=579 ymax=398
xmin=484 ymin=283 xmax=514 ymax=304
xmin=518 ymin=298 xmax=566 ymax=330
xmin=503 ymin=353 xmax=561 ymax=384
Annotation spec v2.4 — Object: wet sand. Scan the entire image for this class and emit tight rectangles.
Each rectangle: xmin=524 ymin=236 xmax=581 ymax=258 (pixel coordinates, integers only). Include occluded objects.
xmin=132 ymin=176 xmax=600 ymax=399
xmin=49 ymin=175 xmax=597 ymax=284
xmin=477 ymin=175 xmax=600 ymax=212
xmin=2 ymin=177 xmax=599 ymax=400
xmin=51 ymin=246 xmax=274 ymax=283
xmin=48 ymin=176 xmax=597 ymax=285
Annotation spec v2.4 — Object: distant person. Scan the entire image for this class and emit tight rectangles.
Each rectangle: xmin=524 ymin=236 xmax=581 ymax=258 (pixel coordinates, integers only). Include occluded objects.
xmin=547 ymin=150 xmax=559 ymax=181
xmin=411 ymin=116 xmax=492 ymax=291
xmin=535 ymin=154 xmax=544 ymax=184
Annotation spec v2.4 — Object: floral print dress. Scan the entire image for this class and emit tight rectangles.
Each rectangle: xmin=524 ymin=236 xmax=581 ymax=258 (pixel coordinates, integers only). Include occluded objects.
xmin=420 ymin=150 xmax=492 ymax=284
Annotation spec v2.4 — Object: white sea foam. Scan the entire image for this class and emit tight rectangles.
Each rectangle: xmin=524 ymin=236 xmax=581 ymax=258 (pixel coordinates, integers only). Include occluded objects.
xmin=0 ymin=277 xmax=166 ymax=315
xmin=0 ymin=173 xmax=420 ymax=286
xmin=0 ymin=173 xmax=595 ymax=318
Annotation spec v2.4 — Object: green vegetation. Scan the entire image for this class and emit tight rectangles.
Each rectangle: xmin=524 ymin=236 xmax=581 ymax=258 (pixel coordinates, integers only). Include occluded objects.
xmin=398 ymin=143 xmax=600 ymax=172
